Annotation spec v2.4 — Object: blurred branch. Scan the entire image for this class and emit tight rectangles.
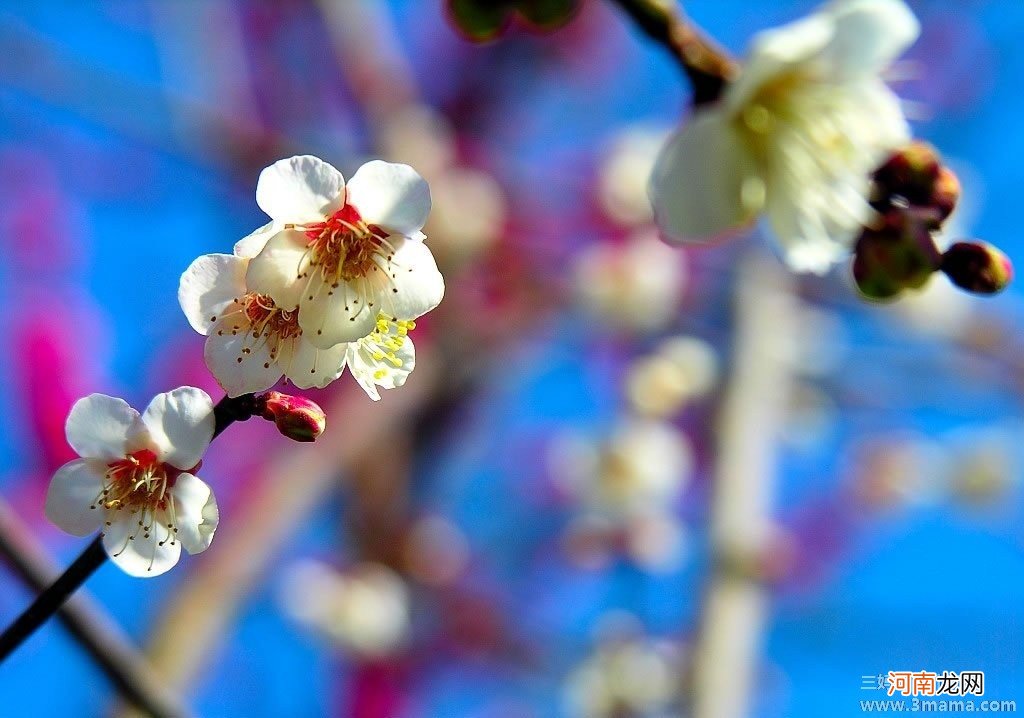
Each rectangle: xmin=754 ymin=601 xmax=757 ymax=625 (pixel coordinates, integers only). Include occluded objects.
xmin=313 ymin=0 xmax=418 ymax=119
xmin=0 ymin=500 xmax=194 ymax=718
xmin=688 ymin=254 xmax=796 ymax=718
xmin=607 ymin=0 xmax=738 ymax=105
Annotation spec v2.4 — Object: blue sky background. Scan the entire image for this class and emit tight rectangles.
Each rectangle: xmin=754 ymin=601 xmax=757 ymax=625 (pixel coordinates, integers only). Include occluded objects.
xmin=0 ymin=1 xmax=1023 ymax=716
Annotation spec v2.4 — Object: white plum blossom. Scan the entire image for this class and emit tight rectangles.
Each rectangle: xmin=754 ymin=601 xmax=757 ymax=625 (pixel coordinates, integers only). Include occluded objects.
xmin=573 ymin=230 xmax=687 ymax=333
xmin=552 ymin=419 xmax=694 ymax=516
xmin=45 ymin=388 xmax=218 ymax=577
xmin=650 ymin=0 xmax=920 ymax=273
xmin=564 ymin=623 xmax=682 ymax=718
xmin=180 ymin=250 xmax=417 ymax=400
xmin=244 ymin=155 xmax=444 ymax=346
xmin=280 ymin=561 xmax=410 ymax=657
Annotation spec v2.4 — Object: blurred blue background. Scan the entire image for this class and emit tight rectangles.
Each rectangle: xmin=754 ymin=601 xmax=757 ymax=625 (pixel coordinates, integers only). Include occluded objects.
xmin=1 ymin=1 xmax=1023 ymax=716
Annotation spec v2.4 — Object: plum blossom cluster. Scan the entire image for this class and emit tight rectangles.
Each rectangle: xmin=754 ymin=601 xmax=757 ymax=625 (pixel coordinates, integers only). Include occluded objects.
xmin=179 ymin=155 xmax=444 ymax=400
xmin=45 ymin=156 xmax=440 ymax=578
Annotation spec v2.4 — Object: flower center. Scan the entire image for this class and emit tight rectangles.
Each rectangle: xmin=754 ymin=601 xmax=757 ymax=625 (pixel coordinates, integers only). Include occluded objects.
xmin=91 ymin=449 xmax=186 ymax=549
xmin=302 ymin=205 xmax=392 ymax=285
xmin=243 ymin=293 xmax=302 ymax=340
xmin=94 ymin=449 xmax=172 ymax=512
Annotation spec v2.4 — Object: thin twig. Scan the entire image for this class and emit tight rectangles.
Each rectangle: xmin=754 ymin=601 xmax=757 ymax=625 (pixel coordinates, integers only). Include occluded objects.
xmin=607 ymin=0 xmax=738 ymax=105
xmin=0 ymin=501 xmax=193 ymax=717
xmin=0 ymin=537 xmax=109 ymax=666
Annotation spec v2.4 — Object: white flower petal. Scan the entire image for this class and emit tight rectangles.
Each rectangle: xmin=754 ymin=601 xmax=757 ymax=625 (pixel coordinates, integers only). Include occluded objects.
xmin=726 ymin=12 xmax=833 ymax=112
xmin=346 ymin=328 xmax=416 ymax=402
xmin=178 ymin=253 xmax=247 ymax=335
xmin=650 ymin=111 xmax=764 ymax=243
xmin=245 ymin=229 xmax=309 ymax=310
xmin=141 ymin=387 xmax=215 ymax=470
xmin=346 ymin=160 xmax=431 ymax=236
xmin=821 ymin=0 xmax=919 ymax=80
xmin=284 ymin=338 xmax=348 ymax=390
xmin=298 ymin=280 xmax=380 ymax=348
xmin=365 ymin=237 xmax=445 ymax=323
xmin=45 ymin=459 xmax=106 ymax=536
xmin=204 ymin=323 xmax=284 ymax=397
xmin=256 ymin=155 xmax=345 ymax=224
xmin=65 ymin=394 xmax=145 ymax=461
xmin=103 ymin=514 xmax=181 ymax=578
xmin=169 ymin=472 xmax=219 ymax=555
xmin=234 ymin=220 xmax=278 ymax=258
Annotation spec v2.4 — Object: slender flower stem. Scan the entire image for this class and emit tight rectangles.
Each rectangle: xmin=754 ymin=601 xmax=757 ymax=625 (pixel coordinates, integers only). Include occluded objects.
xmin=606 ymin=0 xmax=738 ymax=105
xmin=0 ymin=393 xmax=257 ymax=669
xmin=0 ymin=536 xmax=106 ymax=663
xmin=0 ymin=500 xmax=193 ymax=718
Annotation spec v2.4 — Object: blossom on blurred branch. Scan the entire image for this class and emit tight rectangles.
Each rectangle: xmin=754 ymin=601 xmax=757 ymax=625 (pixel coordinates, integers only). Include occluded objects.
xmin=552 ymin=418 xmax=693 ymax=571
xmin=598 ymin=126 xmax=669 ymax=228
xmin=650 ymin=0 xmax=918 ymax=274
xmin=564 ymin=614 xmax=683 ymax=718
xmin=573 ymin=230 xmax=687 ymax=333
xmin=280 ymin=560 xmax=410 ymax=658
xmin=624 ymin=335 xmax=718 ymax=417
xmin=45 ymin=388 xmax=218 ymax=577
xmin=379 ymin=107 xmax=507 ymax=270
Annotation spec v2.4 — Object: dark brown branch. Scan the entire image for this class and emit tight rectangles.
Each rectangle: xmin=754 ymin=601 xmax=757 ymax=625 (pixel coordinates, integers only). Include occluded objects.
xmin=0 ymin=501 xmax=194 ymax=717
xmin=607 ymin=0 xmax=739 ymax=106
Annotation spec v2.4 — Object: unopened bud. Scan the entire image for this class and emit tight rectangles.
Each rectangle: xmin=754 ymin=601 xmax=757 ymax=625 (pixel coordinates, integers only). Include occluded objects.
xmin=931 ymin=167 xmax=961 ymax=224
xmin=872 ymin=142 xmax=959 ymax=225
xmin=853 ymin=211 xmax=942 ymax=301
xmin=258 ymin=391 xmax=326 ymax=442
xmin=941 ymin=241 xmax=1013 ymax=295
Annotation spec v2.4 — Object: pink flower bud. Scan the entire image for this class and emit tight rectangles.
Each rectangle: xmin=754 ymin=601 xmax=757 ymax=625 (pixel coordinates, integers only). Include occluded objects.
xmin=941 ymin=241 xmax=1014 ymax=295
xmin=258 ymin=391 xmax=327 ymax=442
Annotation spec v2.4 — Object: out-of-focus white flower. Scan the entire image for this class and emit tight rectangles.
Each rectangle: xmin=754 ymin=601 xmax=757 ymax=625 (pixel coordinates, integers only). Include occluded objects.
xmin=574 ymin=230 xmax=687 ymax=333
xmin=598 ymin=126 xmax=670 ymax=226
xmin=850 ymin=435 xmax=948 ymax=509
xmin=245 ymin=155 xmax=444 ymax=346
xmin=378 ymin=105 xmax=457 ymax=180
xmin=625 ymin=336 xmax=719 ymax=417
xmin=280 ymin=561 xmax=410 ymax=658
xmin=564 ymin=626 xmax=682 ymax=718
xmin=553 ymin=419 xmax=694 ymax=516
xmin=946 ymin=427 xmax=1017 ymax=505
xmin=403 ymin=515 xmax=470 ymax=587
xmin=624 ymin=511 xmax=690 ymax=573
xmin=782 ymin=382 xmax=837 ymax=450
xmin=379 ymin=106 xmax=506 ymax=268
xmin=45 ymin=388 xmax=218 ymax=577
xmin=426 ymin=167 xmax=506 ymax=266
xmin=650 ymin=0 xmax=919 ymax=274
xmin=180 ymin=253 xmax=416 ymax=401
